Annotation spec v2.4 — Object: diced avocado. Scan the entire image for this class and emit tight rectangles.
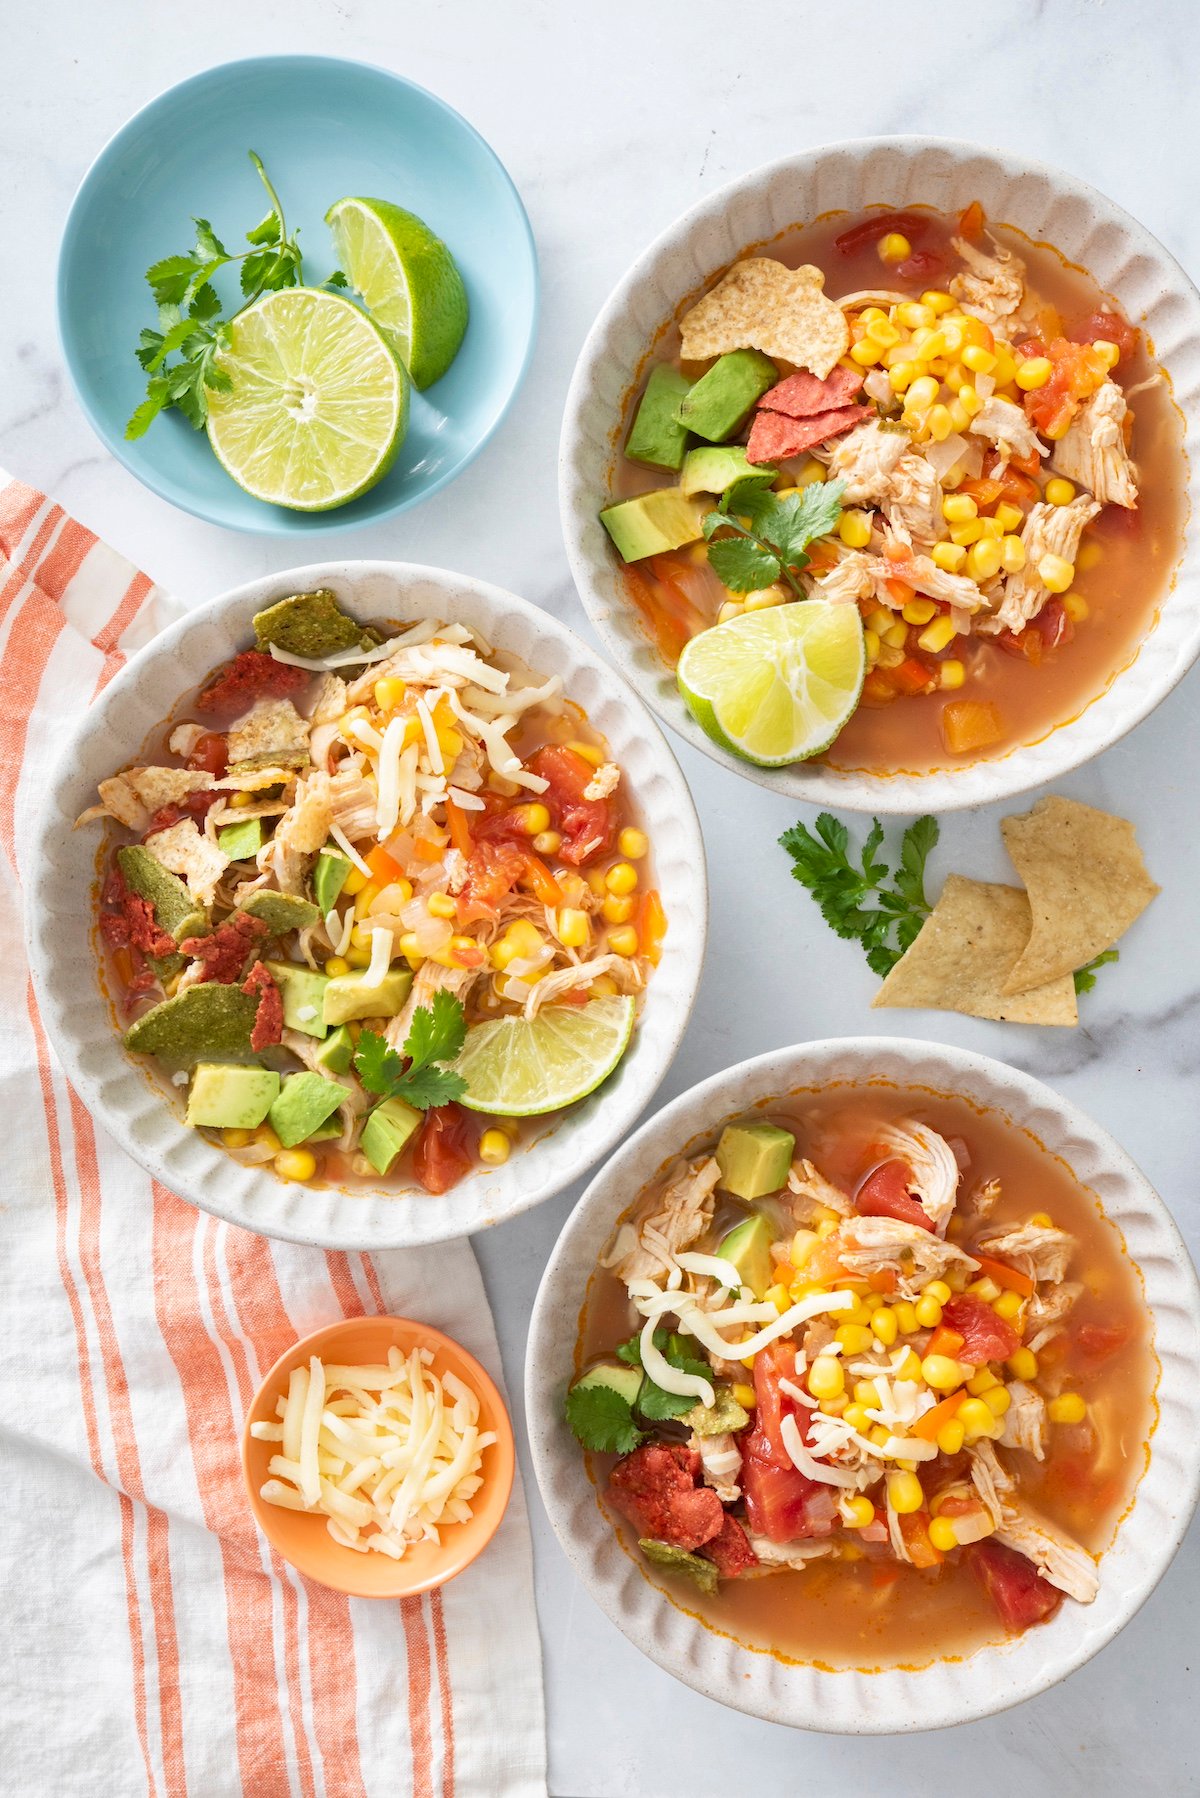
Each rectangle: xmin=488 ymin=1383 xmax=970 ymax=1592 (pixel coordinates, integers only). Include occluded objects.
xmin=683 ymin=1386 xmax=751 ymax=1437
xmin=186 ymin=1063 xmax=280 ymax=1129
xmin=306 ymin=1117 xmax=343 ymax=1142
xmin=680 ymin=444 xmax=773 ymax=498
xmin=124 ymin=984 xmax=259 ymax=1066
xmin=360 ymin=1096 xmax=422 ymax=1175
xmin=263 ymin=959 xmax=330 ymax=1038
xmin=676 ymin=349 xmax=778 ymax=443
xmin=638 ymin=1539 xmax=718 ymax=1597
xmin=599 ymin=488 xmax=706 ymax=563
xmin=322 ymin=967 xmax=413 ymax=1027
xmin=715 ymin=1213 xmax=774 ymax=1300
xmin=315 ymin=1023 xmax=355 ymax=1074
xmin=716 ymin=1120 xmax=796 ymax=1201
xmin=313 ymin=847 xmax=352 ymax=914
xmin=217 ymin=817 xmax=265 ymax=861
xmin=116 ymin=844 xmax=207 ymax=944
xmin=571 ymin=1361 xmax=644 ymax=1409
xmin=268 ymin=1071 xmax=346 ymax=1148
xmin=625 ymin=364 xmax=693 ymax=472
xmin=253 ymin=589 xmax=372 ymax=658
xmin=239 ymin=891 xmax=320 ymax=934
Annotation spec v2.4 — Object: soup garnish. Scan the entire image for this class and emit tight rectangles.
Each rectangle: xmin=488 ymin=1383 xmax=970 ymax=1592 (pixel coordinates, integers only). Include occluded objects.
xmin=600 ymin=202 xmax=1180 ymax=771
xmin=568 ymin=1090 xmax=1151 ymax=1664
xmin=82 ymin=590 xmax=660 ymax=1193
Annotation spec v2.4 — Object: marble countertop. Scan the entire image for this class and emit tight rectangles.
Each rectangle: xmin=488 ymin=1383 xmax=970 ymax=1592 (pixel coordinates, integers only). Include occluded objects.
xmin=6 ymin=1 xmax=1199 ymax=1791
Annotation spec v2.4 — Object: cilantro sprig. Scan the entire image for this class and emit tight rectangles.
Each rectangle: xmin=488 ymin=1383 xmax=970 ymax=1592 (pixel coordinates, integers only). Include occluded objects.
xmin=353 ymin=991 xmax=468 ymax=1111
xmin=564 ymin=1384 xmax=646 ymax=1456
xmin=614 ymin=1330 xmax=710 ymax=1422
xmin=127 ymin=152 xmax=312 ymax=441
xmin=1074 ymin=948 xmax=1119 ymax=993
xmin=703 ymin=477 xmax=846 ymax=597
xmin=779 ymin=812 xmax=938 ymax=978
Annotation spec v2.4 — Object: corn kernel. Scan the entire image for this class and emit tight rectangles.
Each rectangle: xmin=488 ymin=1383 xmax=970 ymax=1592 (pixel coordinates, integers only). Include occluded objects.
xmin=927 ymin=404 xmax=954 ymax=441
xmin=967 ymin=538 xmax=1003 ymax=582
xmin=894 ymin=1348 xmax=924 ymax=1382
xmin=987 ymin=503 xmax=1019 ymax=535
xmin=918 ymin=614 xmax=958 ymax=655
xmin=795 ymin=460 xmax=827 ymax=486
xmin=274 ymin=1148 xmax=317 ymax=1183
xmin=893 ymin=1301 xmax=920 ymax=1335
xmin=1038 ymin=552 xmax=1075 ymax=593
xmin=732 ymin=1383 xmax=756 ymax=1409
xmin=931 ymin=541 xmax=967 ymax=574
xmin=1000 ymin=534 xmax=1027 ymax=574
xmin=902 ymin=597 xmax=937 ymax=626
xmin=927 ymin=1515 xmax=958 ymax=1553
xmin=864 ymin=1292 xmax=886 ymax=1312
xmin=1016 ymin=356 xmax=1053 ymax=390
xmin=938 ymin=659 xmax=965 ymax=690
xmin=943 ymin=499 xmax=979 ymax=535
xmin=1007 ymin=1347 xmax=1039 ymax=1381
xmin=1029 ymin=1211 xmax=1053 ymax=1227
xmin=955 ymin=384 xmax=984 ymax=421
xmin=716 ymin=600 xmax=743 ymax=625
xmin=373 ymin=676 xmax=407 ymax=711
xmin=566 ymin=739 xmax=604 ymax=767
xmin=398 ymin=932 xmax=425 ymax=968
xmin=946 ymin=398 xmax=971 ymax=433
xmin=893 ymin=300 xmax=932 ymax=330
xmin=605 ymin=862 xmax=639 ymax=898
xmin=881 ymin=620 xmax=909 ymax=649
xmin=950 ymin=519 xmax=988 ymax=546
xmin=1044 ymin=476 xmax=1076 ymax=506
xmin=922 ymin=289 xmax=955 ymax=315
xmin=353 ymin=881 xmax=381 ymax=920
xmin=344 ymin=944 xmax=372 ymax=967
xmin=1048 ymin=1392 xmax=1088 ymax=1425
xmin=815 ymin=1219 xmax=838 ymax=1240
xmin=924 ymin=1281 xmax=953 ymax=1306
xmin=921 ymin=1354 xmax=965 ymax=1392
xmin=618 ymin=827 xmax=648 ymax=861
xmin=341 ymin=865 xmax=369 ymax=897
xmin=878 ymin=232 xmax=912 ymax=264
xmin=992 ymin=349 xmax=1017 ymax=387
xmin=936 ymin=1419 xmax=966 ymax=1455
xmin=608 ymin=926 xmax=639 ymax=957
xmin=834 ymin=1323 xmax=874 ymax=1355
xmin=841 ymin=1494 xmax=876 ymax=1529
xmin=888 ymin=360 xmax=921 ymax=393
xmin=962 ymin=344 xmax=997 ymax=375
xmin=915 ymin=330 xmax=947 ymax=365
xmin=994 ymin=1290 xmax=1024 ymax=1321
xmin=808 ymin=1355 xmax=845 ymax=1400
xmin=838 ymin=509 xmax=873 ymax=549
xmin=854 ymin=1379 xmax=882 ymax=1408
xmin=914 ymin=1294 xmax=944 ymax=1328
xmin=426 ymin=891 xmax=456 ymax=920
xmin=222 ymin=1127 xmax=254 ymax=1149
xmin=744 ymin=586 xmax=785 ymax=612
xmin=905 ymin=373 xmax=940 ymax=411
xmin=958 ymin=1397 xmax=998 ymax=1439
xmin=765 ymin=1283 xmax=792 ymax=1317
xmin=843 ymin=1403 xmax=872 ymax=1433
xmin=323 ymin=955 xmax=351 ymax=979
xmin=601 ymin=894 xmax=634 ymax=926
xmin=532 ymin=829 xmax=563 ymax=857
xmin=850 ymin=338 xmax=884 ymax=366
xmin=1064 ymin=593 xmax=1089 ymax=622
xmin=863 ymin=627 xmax=881 ymax=664
xmin=478 ymin=1128 xmax=511 ymax=1167
xmin=966 ymin=1369 xmax=1000 ymax=1396
xmin=865 ymin=316 xmax=902 ymax=348
xmin=1093 ymin=338 xmax=1121 ymax=368
xmin=557 ymin=907 xmax=590 ymax=948
xmin=983 ymin=1385 xmax=1011 ymax=1417
xmin=229 ymin=790 xmax=254 ymax=809
xmin=819 ymin=1394 xmax=849 ymax=1417
xmin=940 ymin=321 xmax=966 ymax=356
xmin=887 ymin=1471 xmax=924 ymax=1514
xmin=980 ymin=515 xmax=1004 ymax=539
xmin=967 ymin=1276 xmax=1002 ymax=1302
xmin=867 ymin=1424 xmax=890 ymax=1448
xmin=871 ymin=1308 xmax=899 ymax=1346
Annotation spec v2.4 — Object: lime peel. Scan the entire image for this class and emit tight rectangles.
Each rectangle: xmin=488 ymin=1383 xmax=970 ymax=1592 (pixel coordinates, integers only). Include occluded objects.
xmin=325 ymin=196 xmax=469 ymax=390
xmin=453 ymin=993 xmax=636 ymax=1117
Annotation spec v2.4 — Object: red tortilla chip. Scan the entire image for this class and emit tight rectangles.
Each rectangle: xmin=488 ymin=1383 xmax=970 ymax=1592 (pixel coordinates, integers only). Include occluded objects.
xmin=746 ymin=404 xmax=871 ymax=466
xmin=760 ymin=367 xmax=864 ymax=418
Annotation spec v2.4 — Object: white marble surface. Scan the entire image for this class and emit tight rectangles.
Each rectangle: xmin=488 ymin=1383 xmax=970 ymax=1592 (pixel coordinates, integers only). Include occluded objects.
xmin=6 ymin=2 xmax=1200 ymax=1792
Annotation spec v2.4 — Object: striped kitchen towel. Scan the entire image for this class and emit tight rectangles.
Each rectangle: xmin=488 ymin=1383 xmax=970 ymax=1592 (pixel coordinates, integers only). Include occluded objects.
xmin=0 ymin=475 xmax=547 ymax=1798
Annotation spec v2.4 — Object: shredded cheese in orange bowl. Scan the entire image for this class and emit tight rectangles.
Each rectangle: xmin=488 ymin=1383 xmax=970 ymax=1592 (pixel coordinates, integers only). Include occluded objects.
xmin=241 ymin=1315 xmax=514 ymax=1597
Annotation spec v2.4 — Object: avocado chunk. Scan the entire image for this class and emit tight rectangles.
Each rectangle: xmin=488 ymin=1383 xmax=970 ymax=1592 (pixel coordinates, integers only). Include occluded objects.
xmin=313 ymin=847 xmax=352 ymax=914
xmin=715 ymin=1212 xmax=774 ymax=1300
xmin=306 ymin=1117 xmax=343 ymax=1142
xmin=638 ymin=1539 xmax=718 ymax=1597
xmin=268 ymin=1071 xmax=345 ymax=1148
xmin=676 ymin=349 xmax=778 ymax=443
xmin=360 ymin=1096 xmax=422 ymax=1175
xmin=716 ymin=1120 xmax=795 ymax=1201
xmin=253 ymin=589 xmax=372 ymax=659
xmin=680 ymin=444 xmax=773 ymax=497
xmin=124 ymin=984 xmax=259 ymax=1066
xmin=323 ymin=966 xmax=413 ymax=1027
xmin=599 ymin=488 xmax=706 ymax=563
xmin=186 ymin=1063 xmax=280 ymax=1129
xmin=116 ymin=844 xmax=208 ymax=944
xmin=262 ymin=959 xmax=330 ymax=1038
xmin=571 ymin=1361 xmax=644 ymax=1409
xmin=683 ymin=1386 xmax=751 ymax=1437
xmin=625 ymin=365 xmax=693 ymax=472
xmin=216 ymin=817 xmax=265 ymax=861
xmin=315 ymin=1023 xmax=355 ymax=1075
xmin=239 ymin=891 xmax=320 ymax=935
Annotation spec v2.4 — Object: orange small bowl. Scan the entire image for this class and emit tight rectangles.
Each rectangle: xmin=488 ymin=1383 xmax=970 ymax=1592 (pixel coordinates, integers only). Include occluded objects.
xmin=241 ymin=1315 xmax=515 ymax=1598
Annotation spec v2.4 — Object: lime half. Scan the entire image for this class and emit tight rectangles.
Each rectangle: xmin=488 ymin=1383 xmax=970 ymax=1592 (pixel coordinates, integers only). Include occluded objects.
xmin=325 ymin=196 xmax=469 ymax=389
xmin=453 ymin=993 xmax=636 ymax=1117
xmin=205 ymin=288 xmax=408 ymax=512
xmin=677 ymin=602 xmax=865 ymax=766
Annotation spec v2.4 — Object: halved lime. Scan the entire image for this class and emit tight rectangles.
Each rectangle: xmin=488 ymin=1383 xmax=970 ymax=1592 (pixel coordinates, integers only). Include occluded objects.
xmin=453 ymin=993 xmax=636 ymax=1117
xmin=205 ymin=288 xmax=408 ymax=512
xmin=677 ymin=602 xmax=865 ymax=766
xmin=325 ymin=196 xmax=469 ymax=390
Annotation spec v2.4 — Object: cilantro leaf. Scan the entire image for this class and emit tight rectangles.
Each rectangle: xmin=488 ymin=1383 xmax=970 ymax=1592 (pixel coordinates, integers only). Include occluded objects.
xmin=1074 ymin=948 xmax=1119 ymax=993
xmin=192 ymin=218 xmax=229 ymax=262
xmin=326 ymin=269 xmax=349 ymax=290
xmin=146 ymin=254 xmax=203 ymax=309
xmin=780 ymin=811 xmax=938 ymax=978
xmin=405 ymin=988 xmax=467 ymax=1068
xmin=352 ymin=993 xmax=469 ymax=1112
xmin=703 ymin=477 xmax=846 ymax=598
xmin=565 ymin=1383 xmax=645 ymax=1455
xmin=612 ymin=1329 xmax=711 ymax=1421
xmin=392 ymin=1062 xmax=468 ymax=1110
xmin=705 ymin=534 xmax=781 ymax=593
xmin=766 ymin=480 xmax=846 ymax=564
xmin=124 ymin=380 xmax=171 ymax=441
xmin=353 ymin=1028 xmax=407 ymax=1098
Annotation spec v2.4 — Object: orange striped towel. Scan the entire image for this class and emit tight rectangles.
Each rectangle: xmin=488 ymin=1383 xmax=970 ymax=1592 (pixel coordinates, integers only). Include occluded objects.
xmin=0 ymin=476 xmax=547 ymax=1798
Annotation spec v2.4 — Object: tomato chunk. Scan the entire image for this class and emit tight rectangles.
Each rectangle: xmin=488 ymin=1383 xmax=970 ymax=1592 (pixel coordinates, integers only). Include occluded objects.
xmin=456 ymin=840 xmax=528 ymax=925
xmin=185 ymin=731 xmax=228 ymax=777
xmin=740 ymin=1342 xmax=838 ymax=1543
xmin=940 ymin=1294 xmax=1020 ymax=1365
xmin=1069 ymin=310 xmax=1139 ymax=362
xmin=969 ymin=1539 xmax=1064 ymax=1630
xmin=834 ymin=211 xmax=929 ymax=256
xmin=855 ymin=1159 xmax=934 ymax=1232
xmin=1069 ymin=1322 xmax=1130 ymax=1371
xmin=526 ymin=745 xmax=615 ymax=866
xmin=412 ymin=1103 xmax=476 ymax=1194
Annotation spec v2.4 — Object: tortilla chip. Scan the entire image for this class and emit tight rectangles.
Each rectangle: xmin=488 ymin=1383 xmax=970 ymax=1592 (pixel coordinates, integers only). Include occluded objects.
xmin=1000 ymin=796 xmax=1159 ymax=993
xmin=144 ymin=818 xmax=230 ymax=907
xmin=872 ymin=875 xmax=1078 ymax=1026
xmin=679 ymin=259 xmax=850 ymax=379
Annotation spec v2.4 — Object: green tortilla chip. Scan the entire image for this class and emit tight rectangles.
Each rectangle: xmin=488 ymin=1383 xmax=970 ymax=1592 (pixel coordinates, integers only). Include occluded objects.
xmin=253 ymin=590 xmax=372 ymax=659
xmin=124 ymin=984 xmax=260 ymax=1066
xmin=638 ymin=1539 xmax=718 ymax=1596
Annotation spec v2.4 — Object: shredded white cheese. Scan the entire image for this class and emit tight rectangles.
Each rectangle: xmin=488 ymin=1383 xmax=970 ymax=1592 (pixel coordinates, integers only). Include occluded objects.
xmin=361 ymin=926 xmax=394 ymax=989
xmin=375 ymin=713 xmax=408 ymax=837
xmin=329 ymin=823 xmax=373 ymax=876
xmin=780 ymin=1413 xmax=860 ymax=1488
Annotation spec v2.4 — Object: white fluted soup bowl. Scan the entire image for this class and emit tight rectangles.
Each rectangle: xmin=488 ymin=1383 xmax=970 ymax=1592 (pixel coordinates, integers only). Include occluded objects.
xmin=559 ymin=136 xmax=1200 ymax=812
xmin=27 ymin=562 xmax=706 ymax=1250
xmin=526 ymin=1037 xmax=1200 ymax=1731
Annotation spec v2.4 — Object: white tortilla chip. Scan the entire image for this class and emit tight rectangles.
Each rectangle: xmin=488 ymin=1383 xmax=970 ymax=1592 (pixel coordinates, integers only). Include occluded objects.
xmin=144 ymin=818 xmax=230 ymax=906
xmin=679 ymin=259 xmax=850 ymax=379
xmin=87 ymin=767 xmax=214 ymax=832
xmin=226 ymin=698 xmax=309 ymax=767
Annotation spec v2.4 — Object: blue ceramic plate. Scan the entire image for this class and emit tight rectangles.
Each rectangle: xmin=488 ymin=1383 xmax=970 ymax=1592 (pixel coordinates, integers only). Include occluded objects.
xmin=58 ymin=57 xmax=538 ymax=533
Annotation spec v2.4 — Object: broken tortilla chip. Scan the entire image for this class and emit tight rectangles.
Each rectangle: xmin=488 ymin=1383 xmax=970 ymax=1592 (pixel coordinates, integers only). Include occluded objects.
xmin=873 ymin=875 xmax=1078 ymax=1026
xmin=679 ymin=259 xmax=850 ymax=379
xmin=1000 ymin=796 xmax=1159 ymax=994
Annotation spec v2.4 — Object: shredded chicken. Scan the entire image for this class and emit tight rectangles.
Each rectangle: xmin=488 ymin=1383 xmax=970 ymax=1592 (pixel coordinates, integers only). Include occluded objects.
xmin=328 ymin=761 xmax=379 ymax=841
xmin=266 ymin=770 xmax=333 ymax=893
xmin=870 ymin=1119 xmax=961 ymax=1233
xmin=879 ymin=451 xmax=943 ymax=546
xmin=835 ymin=1216 xmax=978 ymax=1298
xmin=1000 ymin=1381 xmax=1047 ymax=1460
xmin=949 ymin=235 xmax=1026 ymax=329
xmin=690 ymin=1431 xmax=741 ymax=1504
xmin=979 ymin=495 xmax=1101 ymax=636
xmin=1051 ymin=381 xmax=1139 ymax=508
xmin=803 ymin=548 xmax=876 ymax=606
xmin=583 ymin=762 xmax=621 ymax=802
xmin=787 ymin=1158 xmax=853 ymax=1220
xmin=967 ymin=1438 xmax=1013 ymax=1526
xmin=970 ymin=396 xmax=1047 ymax=465
xmin=877 ymin=549 xmax=986 ymax=614
xmin=744 ymin=1535 xmax=837 ymax=1571
xmin=1025 ymin=1280 xmax=1084 ymax=1353
xmin=819 ymin=419 xmax=909 ymax=503
xmin=994 ymin=1495 xmax=1099 ymax=1603
xmin=604 ymin=1157 xmax=722 ymax=1285
xmin=974 ymin=1221 xmax=1077 ymax=1285
xmin=962 ymin=1177 xmax=1002 ymax=1220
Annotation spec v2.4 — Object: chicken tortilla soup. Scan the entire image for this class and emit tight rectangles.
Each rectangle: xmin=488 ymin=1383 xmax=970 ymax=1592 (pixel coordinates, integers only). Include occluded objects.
xmin=566 ymin=1086 xmax=1153 ymax=1668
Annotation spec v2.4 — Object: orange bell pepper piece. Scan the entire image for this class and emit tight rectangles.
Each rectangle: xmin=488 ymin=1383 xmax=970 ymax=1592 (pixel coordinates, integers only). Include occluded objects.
xmin=970 ymin=1254 xmax=1035 ymax=1298
xmin=636 ymin=889 xmax=667 ymax=966
xmin=444 ymin=796 xmax=475 ymax=859
xmin=520 ymin=851 xmax=563 ymax=907
xmin=366 ymin=843 xmax=405 ymax=885
xmin=912 ymin=1390 xmax=967 ymax=1442
xmin=924 ymin=1326 xmax=966 ymax=1361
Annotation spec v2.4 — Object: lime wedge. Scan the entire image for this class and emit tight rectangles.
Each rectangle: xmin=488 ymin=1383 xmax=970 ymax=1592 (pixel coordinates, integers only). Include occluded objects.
xmin=205 ymin=288 xmax=408 ymax=512
xmin=325 ymin=196 xmax=469 ymax=389
xmin=676 ymin=602 xmax=865 ymax=766
xmin=453 ymin=993 xmax=636 ymax=1117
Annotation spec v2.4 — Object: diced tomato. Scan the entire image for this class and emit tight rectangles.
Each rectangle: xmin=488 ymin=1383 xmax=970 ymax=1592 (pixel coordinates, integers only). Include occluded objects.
xmin=897 ymin=1511 xmax=943 ymax=1569
xmin=969 ymin=1539 xmax=1064 ymax=1630
xmin=699 ymin=1513 xmax=759 ymax=1578
xmin=456 ymin=840 xmax=528 ymax=925
xmin=525 ymin=745 xmax=615 ymax=866
xmin=940 ymin=1294 xmax=1020 ymax=1365
xmin=1024 ymin=338 xmax=1109 ymax=436
xmin=741 ymin=1342 xmax=838 ymax=1543
xmin=241 ymin=960 xmax=283 ymax=1052
xmin=185 ymin=731 xmax=228 ymax=777
xmin=195 ymin=650 xmax=309 ymax=717
xmin=412 ymin=1103 xmax=476 ymax=1194
xmin=980 ymin=450 xmax=1039 ymax=506
xmin=1069 ymin=310 xmax=1139 ymax=362
xmin=1069 ymin=1322 xmax=1129 ymax=1371
xmin=608 ymin=1442 xmax=724 ymax=1552
xmin=855 ymin=1159 xmax=933 ymax=1231
xmin=958 ymin=200 xmax=985 ymax=242
xmin=143 ymin=788 xmax=220 ymax=837
xmin=624 ymin=557 xmax=709 ymax=661
xmin=834 ymin=211 xmax=929 ymax=256
xmin=897 ymin=247 xmax=947 ymax=285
